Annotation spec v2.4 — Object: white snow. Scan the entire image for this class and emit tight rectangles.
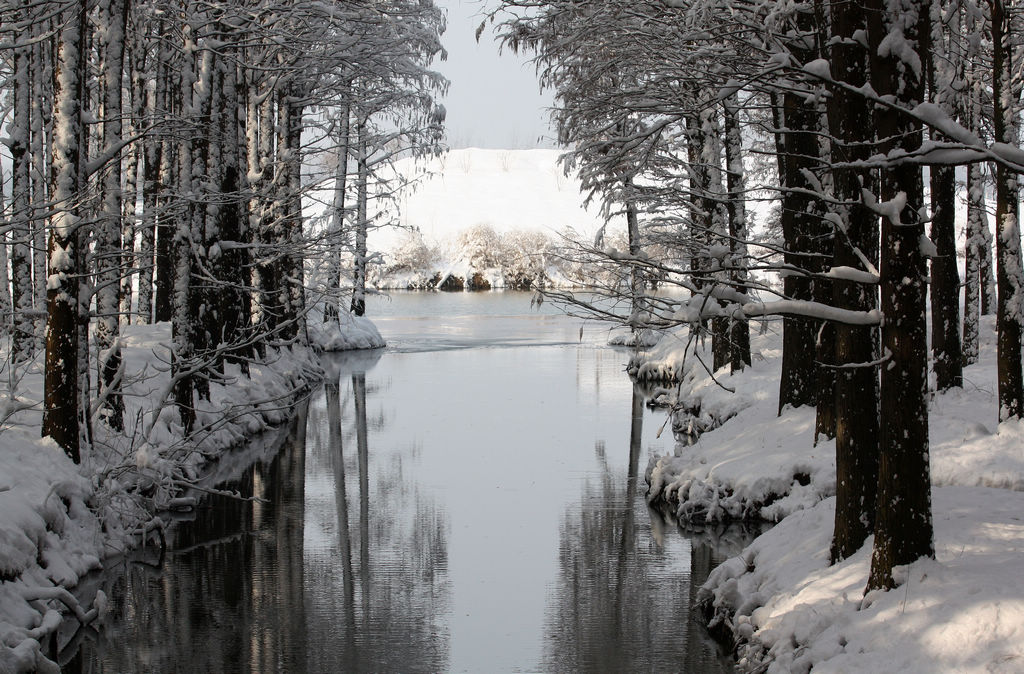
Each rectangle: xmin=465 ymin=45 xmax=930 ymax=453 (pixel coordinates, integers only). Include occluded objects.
xmin=307 ymin=311 xmax=386 ymax=351
xmin=637 ymin=312 xmax=1024 ymax=672
xmin=370 ymin=147 xmax=605 ymax=255
xmin=0 ymin=314 xmax=378 ymax=670
xmin=701 ymin=488 xmax=1024 ymax=673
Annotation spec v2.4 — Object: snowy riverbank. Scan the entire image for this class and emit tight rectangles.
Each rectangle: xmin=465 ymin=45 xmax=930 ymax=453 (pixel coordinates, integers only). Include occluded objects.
xmin=0 ymin=318 xmax=380 ymax=672
xmin=638 ymin=315 xmax=1024 ymax=671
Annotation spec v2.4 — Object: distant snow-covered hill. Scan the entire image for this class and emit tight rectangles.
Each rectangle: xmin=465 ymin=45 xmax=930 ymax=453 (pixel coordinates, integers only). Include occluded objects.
xmin=370 ymin=148 xmax=605 ymax=254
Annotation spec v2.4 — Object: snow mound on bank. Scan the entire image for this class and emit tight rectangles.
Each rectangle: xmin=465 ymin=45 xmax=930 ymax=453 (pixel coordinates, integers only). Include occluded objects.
xmin=308 ymin=312 xmax=386 ymax=351
xmin=607 ymin=327 xmax=660 ymax=347
xmin=701 ymin=487 xmax=1024 ymax=673
xmin=638 ymin=321 xmax=837 ymax=523
xmin=643 ymin=314 xmax=1024 ymax=525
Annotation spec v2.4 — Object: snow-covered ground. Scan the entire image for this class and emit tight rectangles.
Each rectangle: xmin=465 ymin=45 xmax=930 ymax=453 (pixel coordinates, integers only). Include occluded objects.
xmin=0 ymin=316 xmax=377 ymax=672
xmin=637 ymin=314 xmax=1024 ymax=672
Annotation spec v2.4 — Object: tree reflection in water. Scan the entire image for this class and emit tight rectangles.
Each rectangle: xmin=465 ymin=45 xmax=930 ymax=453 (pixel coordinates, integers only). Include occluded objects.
xmin=541 ymin=386 xmax=734 ymax=673
xmin=64 ymin=404 xmax=311 ymax=673
xmin=299 ymin=358 xmax=451 ymax=673
xmin=67 ymin=352 xmax=451 ymax=673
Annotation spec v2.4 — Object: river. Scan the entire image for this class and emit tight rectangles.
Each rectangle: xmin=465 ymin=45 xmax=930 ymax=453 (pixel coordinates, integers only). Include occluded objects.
xmin=66 ymin=291 xmax=751 ymax=673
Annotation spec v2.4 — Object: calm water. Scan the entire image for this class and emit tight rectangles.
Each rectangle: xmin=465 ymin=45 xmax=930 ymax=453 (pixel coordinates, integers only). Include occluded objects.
xmin=66 ymin=291 xmax=748 ymax=673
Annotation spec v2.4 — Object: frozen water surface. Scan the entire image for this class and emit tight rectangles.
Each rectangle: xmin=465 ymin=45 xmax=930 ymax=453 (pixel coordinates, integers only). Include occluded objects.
xmin=67 ymin=292 xmax=748 ymax=673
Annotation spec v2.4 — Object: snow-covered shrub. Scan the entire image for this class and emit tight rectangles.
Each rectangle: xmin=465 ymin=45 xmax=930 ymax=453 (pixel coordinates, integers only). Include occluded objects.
xmin=456 ymin=223 xmax=505 ymax=270
xmin=385 ymin=229 xmax=440 ymax=275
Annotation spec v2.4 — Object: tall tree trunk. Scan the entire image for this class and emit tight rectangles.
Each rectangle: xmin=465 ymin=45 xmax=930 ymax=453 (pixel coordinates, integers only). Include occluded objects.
xmin=990 ymin=0 xmax=1024 ymax=421
xmin=980 ymin=186 xmax=997 ymax=316
xmin=217 ymin=58 xmax=250 ymax=369
xmin=814 ymin=104 xmax=837 ymax=443
xmin=10 ymin=15 xmax=35 ymax=361
xmin=686 ymin=112 xmax=709 ymax=302
xmin=925 ymin=0 xmax=962 ymax=392
xmin=31 ymin=16 xmax=52 ymax=350
xmin=95 ymin=0 xmax=129 ymax=432
xmin=928 ymin=160 xmax=962 ymax=390
xmin=351 ymin=117 xmax=369 ymax=317
xmin=866 ymin=0 xmax=934 ymax=592
xmin=229 ymin=62 xmax=252 ymax=373
xmin=723 ymin=96 xmax=751 ymax=373
xmin=172 ymin=26 xmax=198 ymax=432
xmin=625 ymin=193 xmax=645 ymax=341
xmin=254 ymin=82 xmax=278 ymax=339
xmin=154 ymin=57 xmax=177 ymax=324
xmin=121 ymin=25 xmax=144 ymax=328
xmin=963 ymin=160 xmax=986 ymax=366
xmin=325 ymin=101 xmax=351 ymax=324
xmin=43 ymin=1 xmax=88 ymax=462
xmin=827 ymin=0 xmax=880 ymax=563
xmin=776 ymin=37 xmax=822 ymax=414
xmin=272 ymin=86 xmax=295 ymax=340
xmin=138 ymin=40 xmax=162 ymax=324
xmin=277 ymin=84 xmax=305 ymax=342
xmin=0 ymin=165 xmax=10 ymax=334
xmin=703 ymin=108 xmax=731 ymax=371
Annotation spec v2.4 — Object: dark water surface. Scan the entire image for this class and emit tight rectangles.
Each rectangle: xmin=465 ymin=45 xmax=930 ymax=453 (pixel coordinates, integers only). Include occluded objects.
xmin=67 ymin=292 xmax=748 ymax=673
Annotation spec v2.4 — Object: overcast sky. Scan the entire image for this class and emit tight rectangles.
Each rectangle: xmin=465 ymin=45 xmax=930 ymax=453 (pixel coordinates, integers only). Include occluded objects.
xmin=434 ymin=0 xmax=556 ymax=149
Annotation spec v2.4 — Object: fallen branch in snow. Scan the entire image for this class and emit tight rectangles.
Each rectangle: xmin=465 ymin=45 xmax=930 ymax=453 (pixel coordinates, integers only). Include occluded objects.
xmin=21 ymin=586 xmax=106 ymax=626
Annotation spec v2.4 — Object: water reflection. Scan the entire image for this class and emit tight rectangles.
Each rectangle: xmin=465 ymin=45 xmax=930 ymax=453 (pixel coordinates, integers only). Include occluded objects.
xmin=301 ymin=358 xmax=451 ymax=673
xmin=65 ymin=305 xmax=761 ymax=673
xmin=65 ymin=406 xmax=310 ymax=673
xmin=542 ymin=387 xmax=730 ymax=673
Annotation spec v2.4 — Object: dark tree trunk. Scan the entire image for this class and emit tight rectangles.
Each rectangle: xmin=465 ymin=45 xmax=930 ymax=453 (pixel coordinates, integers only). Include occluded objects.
xmin=10 ymin=17 xmax=35 ymax=362
xmin=929 ymin=163 xmax=962 ymax=391
xmin=962 ymin=161 xmax=986 ymax=366
xmin=43 ymin=2 xmax=88 ymax=462
xmin=723 ymin=97 xmax=751 ymax=372
xmin=924 ymin=10 xmax=963 ymax=392
xmin=154 ymin=64 xmax=177 ymax=324
xmin=866 ymin=0 xmax=934 ymax=592
xmin=217 ymin=58 xmax=251 ymax=369
xmin=172 ymin=29 xmax=198 ymax=431
xmin=255 ymin=88 xmax=279 ymax=338
xmin=777 ymin=78 xmax=822 ymax=411
xmin=991 ymin=0 xmax=1024 ymax=421
xmin=138 ymin=34 xmax=163 ymax=325
xmin=626 ymin=197 xmax=645 ymax=340
xmin=285 ymin=89 xmax=306 ymax=341
xmin=95 ymin=0 xmax=130 ymax=432
xmin=826 ymin=0 xmax=880 ymax=563
xmin=701 ymin=108 xmax=731 ymax=372
xmin=30 ymin=19 xmax=51 ymax=349
xmin=325 ymin=100 xmax=351 ymax=324
xmin=351 ymin=118 xmax=369 ymax=317
xmin=980 ymin=193 xmax=997 ymax=316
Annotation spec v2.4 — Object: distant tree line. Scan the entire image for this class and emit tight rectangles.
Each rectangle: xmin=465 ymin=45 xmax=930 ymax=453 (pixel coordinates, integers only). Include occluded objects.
xmin=0 ymin=1 xmax=445 ymax=461
xmin=495 ymin=0 xmax=1024 ymax=592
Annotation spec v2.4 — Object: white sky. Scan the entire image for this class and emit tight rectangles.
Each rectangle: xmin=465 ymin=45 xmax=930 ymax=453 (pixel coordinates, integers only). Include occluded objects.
xmin=434 ymin=0 xmax=556 ymax=149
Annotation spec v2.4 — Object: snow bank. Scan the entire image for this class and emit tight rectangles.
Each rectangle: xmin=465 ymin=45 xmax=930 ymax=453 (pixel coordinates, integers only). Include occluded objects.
xmin=607 ymin=327 xmax=660 ymax=347
xmin=0 ymin=431 xmax=101 ymax=672
xmin=307 ymin=311 xmax=386 ymax=351
xmin=700 ymin=488 xmax=1024 ymax=673
xmin=642 ymin=321 xmax=836 ymax=523
xmin=633 ymin=313 xmax=1024 ymax=671
xmin=643 ymin=315 xmax=1024 ymax=524
xmin=0 ymin=316 xmax=372 ymax=671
